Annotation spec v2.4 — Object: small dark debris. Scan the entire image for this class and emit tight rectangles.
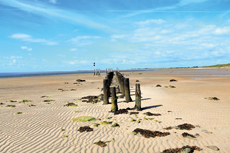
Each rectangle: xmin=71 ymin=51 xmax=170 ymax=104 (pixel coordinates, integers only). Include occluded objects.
xmin=58 ymin=88 xmax=63 ymax=90
xmin=0 ymin=103 xmax=4 ymax=105
xmin=168 ymin=111 xmax=172 ymax=113
xmin=78 ymin=126 xmax=93 ymax=133
xmin=175 ymin=118 xmax=182 ymax=120
xmin=40 ymin=96 xmax=48 ymax=98
xmin=63 ymin=102 xmax=77 ymax=107
xmin=113 ymin=109 xmax=128 ymax=115
xmin=156 ymin=84 xmax=162 ymax=87
xmin=164 ymin=123 xmax=195 ymax=130
xmin=71 ymin=89 xmax=76 ymax=91
xmin=136 ymin=80 xmax=140 ymax=82
xmin=182 ymin=132 xmax=196 ymax=138
xmin=144 ymin=112 xmax=161 ymax=116
xmin=43 ymin=100 xmax=55 ymax=102
xmin=133 ymin=128 xmax=170 ymax=138
xmin=93 ymin=141 xmax=107 ymax=147
xmin=130 ymin=112 xmax=139 ymax=115
xmin=81 ymin=95 xmax=103 ymax=103
xmin=170 ymin=79 xmax=177 ymax=82
xmin=6 ymin=105 xmax=15 ymax=107
xmin=9 ymin=100 xmax=17 ymax=102
xmin=76 ymin=79 xmax=85 ymax=82
xmin=73 ymin=82 xmax=79 ymax=84
xmin=162 ymin=145 xmax=202 ymax=153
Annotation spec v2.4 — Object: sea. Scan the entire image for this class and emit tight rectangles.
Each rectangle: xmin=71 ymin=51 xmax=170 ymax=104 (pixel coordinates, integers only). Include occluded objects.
xmin=0 ymin=69 xmax=151 ymax=79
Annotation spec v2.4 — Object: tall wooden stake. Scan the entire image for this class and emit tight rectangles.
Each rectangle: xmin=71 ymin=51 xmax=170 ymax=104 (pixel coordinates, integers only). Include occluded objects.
xmin=111 ymin=87 xmax=118 ymax=112
xmin=103 ymin=79 xmax=109 ymax=104
xmin=124 ymin=78 xmax=132 ymax=102
xmin=135 ymin=84 xmax=141 ymax=111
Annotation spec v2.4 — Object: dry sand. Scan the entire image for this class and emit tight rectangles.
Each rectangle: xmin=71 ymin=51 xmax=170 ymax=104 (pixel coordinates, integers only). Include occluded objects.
xmin=0 ymin=68 xmax=230 ymax=153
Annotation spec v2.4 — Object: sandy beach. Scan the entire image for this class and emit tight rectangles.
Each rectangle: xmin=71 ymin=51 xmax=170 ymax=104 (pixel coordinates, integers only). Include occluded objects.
xmin=0 ymin=68 xmax=230 ymax=153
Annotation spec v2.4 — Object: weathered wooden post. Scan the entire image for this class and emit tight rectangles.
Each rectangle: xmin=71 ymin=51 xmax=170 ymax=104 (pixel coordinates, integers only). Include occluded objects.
xmin=103 ymin=79 xmax=109 ymax=104
xmin=106 ymin=68 xmax=107 ymax=74
xmin=111 ymin=87 xmax=118 ymax=112
xmin=135 ymin=84 xmax=141 ymax=111
xmin=121 ymin=77 xmax=125 ymax=96
xmin=124 ymin=78 xmax=132 ymax=102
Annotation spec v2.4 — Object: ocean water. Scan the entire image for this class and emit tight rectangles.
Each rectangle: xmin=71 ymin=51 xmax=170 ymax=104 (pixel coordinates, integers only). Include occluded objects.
xmin=0 ymin=69 xmax=153 ymax=79
xmin=0 ymin=70 xmax=93 ymax=78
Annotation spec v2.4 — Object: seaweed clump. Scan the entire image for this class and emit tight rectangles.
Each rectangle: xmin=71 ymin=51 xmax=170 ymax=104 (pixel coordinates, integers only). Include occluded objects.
xmin=144 ymin=112 xmax=161 ymax=116
xmin=63 ymin=102 xmax=78 ymax=107
xmin=133 ymin=128 xmax=170 ymax=138
xmin=164 ymin=123 xmax=195 ymax=130
xmin=162 ymin=145 xmax=202 ymax=153
xmin=130 ymin=112 xmax=139 ymax=115
xmin=81 ymin=95 xmax=103 ymax=103
xmin=182 ymin=132 xmax=196 ymax=138
xmin=78 ymin=126 xmax=93 ymax=133
xmin=113 ymin=109 xmax=128 ymax=115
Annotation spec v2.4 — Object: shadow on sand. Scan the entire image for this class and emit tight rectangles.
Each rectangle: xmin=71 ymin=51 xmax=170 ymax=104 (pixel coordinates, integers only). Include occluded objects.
xmin=142 ymin=105 xmax=163 ymax=110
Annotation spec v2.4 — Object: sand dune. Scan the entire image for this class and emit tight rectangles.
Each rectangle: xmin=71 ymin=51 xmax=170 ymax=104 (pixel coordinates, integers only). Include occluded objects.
xmin=0 ymin=69 xmax=230 ymax=152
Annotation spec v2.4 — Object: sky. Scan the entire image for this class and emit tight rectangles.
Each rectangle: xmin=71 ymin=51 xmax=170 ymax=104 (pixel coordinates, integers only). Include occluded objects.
xmin=0 ymin=0 xmax=230 ymax=72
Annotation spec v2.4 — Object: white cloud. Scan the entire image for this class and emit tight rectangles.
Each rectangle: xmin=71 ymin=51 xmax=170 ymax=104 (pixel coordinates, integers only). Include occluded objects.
xmin=49 ymin=0 xmax=57 ymax=4
xmin=213 ymin=27 xmax=230 ymax=35
xmin=111 ymin=34 xmax=126 ymax=42
xmin=10 ymin=33 xmax=58 ymax=45
xmin=70 ymin=36 xmax=101 ymax=46
xmin=70 ymin=48 xmax=77 ymax=51
xmin=136 ymin=19 xmax=166 ymax=25
xmin=21 ymin=46 xmax=27 ymax=49
xmin=21 ymin=46 xmax=32 ymax=51
xmin=201 ymin=43 xmax=215 ymax=48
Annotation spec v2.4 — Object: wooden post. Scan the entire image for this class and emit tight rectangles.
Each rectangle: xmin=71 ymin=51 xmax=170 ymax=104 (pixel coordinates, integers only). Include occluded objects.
xmin=124 ymin=78 xmax=132 ymax=102
xmin=94 ymin=69 xmax=95 ymax=76
xmin=103 ymin=79 xmax=109 ymax=104
xmin=111 ymin=87 xmax=118 ymax=111
xmin=121 ymin=77 xmax=125 ymax=96
xmin=106 ymin=68 xmax=107 ymax=74
xmin=135 ymin=84 xmax=141 ymax=111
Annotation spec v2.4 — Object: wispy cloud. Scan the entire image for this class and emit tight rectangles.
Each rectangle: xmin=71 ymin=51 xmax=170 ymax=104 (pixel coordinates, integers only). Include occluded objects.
xmin=70 ymin=48 xmax=77 ymax=51
xmin=0 ymin=0 xmax=113 ymax=31
xmin=123 ymin=0 xmax=209 ymax=17
xmin=70 ymin=36 xmax=101 ymax=46
xmin=213 ymin=26 xmax=230 ymax=35
xmin=21 ymin=46 xmax=32 ymax=51
xmin=10 ymin=33 xmax=58 ymax=45
xmin=49 ymin=0 xmax=57 ymax=4
xmin=136 ymin=19 xmax=166 ymax=25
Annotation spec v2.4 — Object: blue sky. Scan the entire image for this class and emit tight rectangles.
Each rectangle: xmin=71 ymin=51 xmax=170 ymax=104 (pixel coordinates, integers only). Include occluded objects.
xmin=0 ymin=0 xmax=230 ymax=72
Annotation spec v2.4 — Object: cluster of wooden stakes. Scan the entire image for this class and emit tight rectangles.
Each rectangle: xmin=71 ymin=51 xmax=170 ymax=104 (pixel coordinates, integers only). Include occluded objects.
xmin=102 ymin=71 xmax=141 ymax=112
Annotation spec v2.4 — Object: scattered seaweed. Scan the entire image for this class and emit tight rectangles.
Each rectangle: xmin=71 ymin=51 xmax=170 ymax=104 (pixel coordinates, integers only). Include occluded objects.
xmin=168 ymin=85 xmax=176 ymax=88
xmin=78 ymin=126 xmax=93 ymax=132
xmin=100 ymin=121 xmax=112 ymax=125
xmin=61 ymin=129 xmax=65 ymax=131
xmin=111 ymin=123 xmax=120 ymax=127
xmin=133 ymin=128 xmax=170 ymax=138
xmin=93 ymin=138 xmax=115 ymax=147
xmin=71 ymin=89 xmax=76 ymax=91
xmin=9 ymin=100 xmax=17 ymax=102
xmin=81 ymin=95 xmax=103 ymax=103
xmin=15 ymin=112 xmax=22 ymax=114
xmin=21 ymin=100 xmax=32 ymax=102
xmin=162 ymin=145 xmax=202 ymax=153
xmin=182 ymin=132 xmax=196 ymax=138
xmin=63 ymin=102 xmax=78 ymax=107
xmin=164 ymin=123 xmax=195 ymax=130
xmin=7 ymin=105 xmax=15 ymax=108
xmin=113 ymin=109 xmax=129 ymax=115
xmin=169 ymin=79 xmax=177 ymax=82
xmin=0 ymin=103 xmax=4 ymax=105
xmin=74 ymin=111 xmax=82 ymax=113
xmin=76 ymin=79 xmax=85 ymax=82
xmin=72 ymin=116 xmax=96 ymax=122
xmin=131 ymin=118 xmax=136 ymax=122
xmin=40 ymin=96 xmax=48 ymax=98
xmin=43 ymin=100 xmax=54 ymax=102
xmin=91 ymin=123 xmax=100 ymax=127
xmin=205 ymin=97 xmax=219 ymax=100
xmin=144 ymin=112 xmax=161 ymax=116
xmin=28 ymin=104 xmax=36 ymax=107
xmin=156 ymin=84 xmax=162 ymax=87
xmin=129 ymin=112 xmax=139 ymax=115
xmin=63 ymin=135 xmax=68 ymax=138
